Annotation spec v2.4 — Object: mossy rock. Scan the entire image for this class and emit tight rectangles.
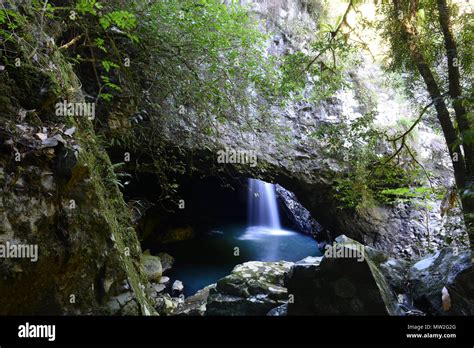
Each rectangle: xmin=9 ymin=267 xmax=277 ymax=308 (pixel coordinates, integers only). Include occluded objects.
xmin=142 ymin=254 xmax=163 ymax=282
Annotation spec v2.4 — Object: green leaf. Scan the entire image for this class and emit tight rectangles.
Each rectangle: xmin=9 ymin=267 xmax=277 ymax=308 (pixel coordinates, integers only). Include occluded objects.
xmin=101 ymin=60 xmax=119 ymax=72
xmin=94 ymin=37 xmax=107 ymax=52
xmin=100 ymin=93 xmax=113 ymax=101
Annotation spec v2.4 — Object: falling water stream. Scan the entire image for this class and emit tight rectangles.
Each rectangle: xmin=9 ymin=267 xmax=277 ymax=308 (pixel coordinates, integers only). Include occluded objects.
xmin=157 ymin=178 xmax=321 ymax=296
xmin=248 ymin=178 xmax=281 ymax=229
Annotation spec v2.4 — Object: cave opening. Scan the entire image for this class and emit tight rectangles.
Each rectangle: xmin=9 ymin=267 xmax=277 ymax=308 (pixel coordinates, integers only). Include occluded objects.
xmin=125 ymin=173 xmax=324 ymax=296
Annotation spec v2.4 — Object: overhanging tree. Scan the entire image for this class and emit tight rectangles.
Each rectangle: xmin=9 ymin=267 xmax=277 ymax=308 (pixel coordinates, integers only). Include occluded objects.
xmin=383 ymin=0 xmax=473 ymax=253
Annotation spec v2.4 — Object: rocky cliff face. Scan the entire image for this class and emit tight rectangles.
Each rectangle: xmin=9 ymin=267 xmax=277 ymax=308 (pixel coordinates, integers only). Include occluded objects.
xmin=275 ymin=184 xmax=326 ymax=239
xmin=0 ymin=15 xmax=154 ymax=315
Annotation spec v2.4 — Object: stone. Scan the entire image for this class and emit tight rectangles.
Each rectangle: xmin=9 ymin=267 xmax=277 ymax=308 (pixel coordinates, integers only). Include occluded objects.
xmin=287 ymin=236 xmax=398 ymax=315
xmin=275 ymin=184 xmax=325 ymax=239
xmin=142 ymin=254 xmax=163 ymax=282
xmin=175 ymin=285 xmax=215 ymax=316
xmin=145 ymin=282 xmax=166 ymax=298
xmin=40 ymin=173 xmax=55 ymax=191
xmin=106 ymin=299 xmax=121 ymax=313
xmin=155 ymin=293 xmax=179 ymax=316
xmin=206 ymin=261 xmax=293 ymax=316
xmin=157 ymin=252 xmax=175 ymax=274
xmin=266 ymin=303 xmax=287 ymax=316
xmin=152 ymin=283 xmax=166 ymax=293
xmin=379 ymin=258 xmax=411 ymax=293
xmin=159 ymin=276 xmax=170 ymax=285
xmin=120 ymin=299 xmax=140 ymax=316
xmin=407 ymin=247 xmax=472 ymax=315
xmin=447 ymin=266 xmax=474 ymax=315
xmin=172 ymin=280 xmax=184 ymax=296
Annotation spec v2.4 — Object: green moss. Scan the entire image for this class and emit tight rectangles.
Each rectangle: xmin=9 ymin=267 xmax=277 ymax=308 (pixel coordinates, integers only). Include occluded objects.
xmin=0 ymin=9 xmax=155 ymax=315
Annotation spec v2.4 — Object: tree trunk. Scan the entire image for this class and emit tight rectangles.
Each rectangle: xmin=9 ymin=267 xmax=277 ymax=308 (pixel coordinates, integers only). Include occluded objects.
xmin=393 ymin=0 xmax=474 ymax=253
xmin=436 ymin=0 xmax=474 ymax=251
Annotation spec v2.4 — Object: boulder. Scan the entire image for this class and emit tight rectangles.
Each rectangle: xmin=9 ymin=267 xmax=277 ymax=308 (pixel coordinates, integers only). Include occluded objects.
xmin=286 ymin=235 xmax=398 ymax=315
xmin=407 ymin=247 xmax=472 ymax=315
xmin=159 ymin=276 xmax=171 ymax=286
xmin=378 ymin=258 xmax=411 ymax=293
xmin=206 ymin=261 xmax=293 ymax=316
xmin=154 ymin=293 xmax=181 ymax=316
xmin=174 ymin=284 xmax=215 ymax=316
xmin=145 ymin=282 xmax=167 ymax=301
xmin=447 ymin=266 xmax=474 ymax=315
xmin=172 ymin=280 xmax=184 ymax=296
xmin=157 ymin=252 xmax=175 ymax=274
xmin=142 ymin=254 xmax=162 ymax=282
xmin=266 ymin=303 xmax=288 ymax=316
xmin=106 ymin=291 xmax=141 ymax=316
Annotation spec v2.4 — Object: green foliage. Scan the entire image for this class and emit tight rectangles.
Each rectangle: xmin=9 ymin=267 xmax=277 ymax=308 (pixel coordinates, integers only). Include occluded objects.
xmin=333 ymin=159 xmax=424 ymax=210
xmin=75 ymin=0 xmax=102 ymax=16
xmin=68 ymin=1 xmax=138 ymax=102
xmin=101 ymin=60 xmax=119 ymax=73
xmin=279 ymin=24 xmax=358 ymax=102
xmin=0 ymin=0 xmax=282 ymax=204
xmin=126 ymin=0 xmax=277 ymax=122
xmin=109 ymin=161 xmax=132 ymax=188
xmin=0 ymin=3 xmax=27 ymax=41
xmin=377 ymin=0 xmax=472 ymax=110
xmin=0 ymin=0 xmax=138 ymax=103
xmin=91 ymin=0 xmax=279 ymax=203
xmin=315 ymin=106 xmax=425 ymax=210
xmin=381 ymin=186 xmax=431 ymax=200
xmin=99 ymin=10 xmax=136 ymax=31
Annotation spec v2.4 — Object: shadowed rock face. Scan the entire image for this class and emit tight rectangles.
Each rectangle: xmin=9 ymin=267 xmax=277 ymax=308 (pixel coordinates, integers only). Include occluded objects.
xmin=447 ymin=267 xmax=474 ymax=316
xmin=407 ymin=248 xmax=473 ymax=315
xmin=284 ymin=238 xmax=473 ymax=316
xmin=286 ymin=237 xmax=398 ymax=315
xmin=275 ymin=183 xmax=325 ymax=239
xmin=0 ymin=18 xmax=155 ymax=315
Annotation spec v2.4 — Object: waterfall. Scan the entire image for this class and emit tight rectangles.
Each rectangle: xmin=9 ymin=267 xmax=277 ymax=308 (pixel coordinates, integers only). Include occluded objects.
xmin=247 ymin=178 xmax=281 ymax=229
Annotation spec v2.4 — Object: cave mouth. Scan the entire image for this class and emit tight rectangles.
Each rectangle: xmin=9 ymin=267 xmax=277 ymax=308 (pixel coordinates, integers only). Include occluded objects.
xmin=135 ymin=175 xmax=323 ymax=297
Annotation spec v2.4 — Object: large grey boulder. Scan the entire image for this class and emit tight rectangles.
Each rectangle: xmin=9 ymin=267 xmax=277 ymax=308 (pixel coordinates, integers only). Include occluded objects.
xmin=175 ymin=284 xmax=216 ymax=316
xmin=286 ymin=235 xmax=399 ymax=315
xmin=206 ymin=261 xmax=293 ymax=316
xmin=142 ymin=254 xmax=163 ymax=282
xmin=407 ymin=247 xmax=472 ymax=315
xmin=447 ymin=266 xmax=474 ymax=316
xmin=157 ymin=252 xmax=175 ymax=274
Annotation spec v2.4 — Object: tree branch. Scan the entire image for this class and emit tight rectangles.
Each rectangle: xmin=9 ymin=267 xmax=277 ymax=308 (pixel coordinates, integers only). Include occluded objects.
xmin=306 ymin=0 xmax=353 ymax=71
xmin=59 ymin=35 xmax=83 ymax=50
